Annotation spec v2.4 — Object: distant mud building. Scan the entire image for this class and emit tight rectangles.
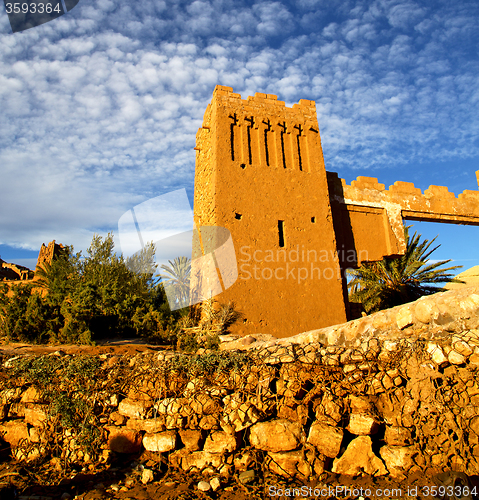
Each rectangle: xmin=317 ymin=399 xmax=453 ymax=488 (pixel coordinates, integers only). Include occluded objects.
xmin=0 ymin=240 xmax=64 ymax=291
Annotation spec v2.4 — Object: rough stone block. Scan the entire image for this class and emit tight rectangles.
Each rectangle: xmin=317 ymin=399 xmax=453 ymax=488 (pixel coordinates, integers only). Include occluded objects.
xmin=384 ymin=426 xmax=411 ymax=446
xmin=0 ymin=420 xmax=29 ymax=446
xmin=143 ymin=431 xmax=176 ymax=452
xmin=203 ymin=431 xmax=237 ymax=454
xmin=155 ymin=397 xmax=186 ymax=415
xmin=332 ymin=436 xmax=387 ymax=476
xmin=452 ymin=339 xmax=473 ymax=357
xmin=199 ymin=415 xmax=220 ymax=430
xmin=448 ymin=351 xmax=465 ymax=365
xmin=249 ymin=419 xmax=304 ymax=452
xmin=347 ymin=413 xmax=379 ymax=435
xmin=126 ymin=418 xmax=165 ymax=433
xmin=349 ymin=395 xmax=373 ymax=413
xmin=221 ymin=395 xmax=261 ymax=432
xmin=110 ymin=411 xmax=127 ymax=426
xmin=307 ymin=422 xmax=343 ymax=458
xmin=379 ymin=445 xmax=416 ymax=476
xmin=396 ymin=307 xmax=414 ymax=329
xmin=190 ymin=393 xmax=221 ymax=415
xmin=118 ymin=398 xmax=150 ymax=419
xmin=21 ymin=386 xmax=43 ymax=404
xmin=179 ymin=429 xmax=203 ymax=451
xmin=268 ymin=450 xmax=312 ymax=478
xmin=426 ymin=343 xmax=448 ymax=366
xmin=24 ymin=406 xmax=48 ymax=427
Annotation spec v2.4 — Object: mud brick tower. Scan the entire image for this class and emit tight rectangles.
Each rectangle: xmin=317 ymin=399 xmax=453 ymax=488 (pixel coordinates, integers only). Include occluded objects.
xmin=193 ymin=86 xmax=347 ymax=337
xmin=194 ymin=86 xmax=479 ymax=338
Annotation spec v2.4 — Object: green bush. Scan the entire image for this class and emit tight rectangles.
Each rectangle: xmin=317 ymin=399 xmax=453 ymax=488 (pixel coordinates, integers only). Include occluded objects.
xmin=0 ymin=234 xmax=184 ymax=344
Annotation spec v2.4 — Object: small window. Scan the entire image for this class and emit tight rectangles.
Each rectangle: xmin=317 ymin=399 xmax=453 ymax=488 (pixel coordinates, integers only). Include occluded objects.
xmin=235 ymin=213 xmax=242 ymax=220
xmin=311 ymin=217 xmax=316 ymax=223
xmin=278 ymin=220 xmax=285 ymax=247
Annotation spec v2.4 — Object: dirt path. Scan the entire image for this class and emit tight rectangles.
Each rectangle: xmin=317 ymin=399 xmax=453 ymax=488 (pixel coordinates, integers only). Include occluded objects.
xmin=0 ymin=338 xmax=170 ymax=357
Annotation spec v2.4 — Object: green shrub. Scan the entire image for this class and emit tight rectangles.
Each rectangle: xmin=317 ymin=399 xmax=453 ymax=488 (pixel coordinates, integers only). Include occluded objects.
xmin=0 ymin=234 xmax=184 ymax=344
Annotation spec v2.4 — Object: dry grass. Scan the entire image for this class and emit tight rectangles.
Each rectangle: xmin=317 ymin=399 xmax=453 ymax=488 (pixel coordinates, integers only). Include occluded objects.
xmin=177 ymin=299 xmax=242 ymax=351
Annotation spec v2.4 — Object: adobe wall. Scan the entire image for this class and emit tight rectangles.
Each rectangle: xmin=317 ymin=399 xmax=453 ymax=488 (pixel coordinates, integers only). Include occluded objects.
xmin=2 ymin=288 xmax=479 ymax=486
xmin=34 ymin=240 xmax=64 ymax=277
xmin=328 ymin=171 xmax=479 ymax=268
xmin=193 ymin=86 xmax=347 ymax=338
xmin=0 ymin=259 xmax=33 ymax=281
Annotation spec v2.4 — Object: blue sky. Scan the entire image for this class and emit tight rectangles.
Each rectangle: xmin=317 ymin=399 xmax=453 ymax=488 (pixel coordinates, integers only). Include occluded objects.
xmin=1 ymin=0 xmax=478 ymax=274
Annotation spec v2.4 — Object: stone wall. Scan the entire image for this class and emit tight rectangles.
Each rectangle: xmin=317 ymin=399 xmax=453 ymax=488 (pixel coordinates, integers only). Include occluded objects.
xmin=2 ymin=306 xmax=479 ymax=481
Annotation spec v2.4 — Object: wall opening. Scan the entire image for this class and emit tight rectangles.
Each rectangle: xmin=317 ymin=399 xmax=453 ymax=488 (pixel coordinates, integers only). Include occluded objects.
xmin=245 ymin=116 xmax=254 ymax=165
xmin=279 ymin=122 xmax=287 ymax=169
xmin=235 ymin=213 xmax=242 ymax=220
xmin=278 ymin=220 xmax=285 ymax=247
xmin=229 ymin=114 xmax=237 ymax=161
xmin=295 ymin=124 xmax=303 ymax=171
xmin=263 ymin=119 xmax=271 ymax=167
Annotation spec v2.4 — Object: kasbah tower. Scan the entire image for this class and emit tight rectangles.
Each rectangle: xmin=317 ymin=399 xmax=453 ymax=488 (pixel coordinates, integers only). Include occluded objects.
xmin=193 ymin=85 xmax=479 ymax=338
xmin=193 ymin=85 xmax=347 ymax=338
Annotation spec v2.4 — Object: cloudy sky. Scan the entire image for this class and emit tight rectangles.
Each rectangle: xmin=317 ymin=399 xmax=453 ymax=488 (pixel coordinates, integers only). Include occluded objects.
xmin=1 ymin=0 xmax=478 ymax=272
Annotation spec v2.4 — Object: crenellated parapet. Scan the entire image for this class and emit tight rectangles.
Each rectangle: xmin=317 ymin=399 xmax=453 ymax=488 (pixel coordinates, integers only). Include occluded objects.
xmin=195 ymin=85 xmax=325 ymax=177
xmin=327 ymin=171 xmax=479 ymax=264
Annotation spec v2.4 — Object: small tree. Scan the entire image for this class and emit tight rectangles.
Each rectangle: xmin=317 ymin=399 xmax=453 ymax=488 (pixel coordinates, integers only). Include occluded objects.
xmin=347 ymin=226 xmax=463 ymax=314
xmin=156 ymin=256 xmax=191 ymax=310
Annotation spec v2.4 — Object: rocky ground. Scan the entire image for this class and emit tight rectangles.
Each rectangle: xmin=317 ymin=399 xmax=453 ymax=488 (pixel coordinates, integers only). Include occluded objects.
xmin=0 ymin=455 xmax=454 ymax=500
xmin=3 ymin=285 xmax=479 ymax=500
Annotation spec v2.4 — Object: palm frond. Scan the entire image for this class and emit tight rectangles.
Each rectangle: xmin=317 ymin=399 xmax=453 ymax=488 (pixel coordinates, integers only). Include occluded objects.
xmin=347 ymin=225 xmax=464 ymax=314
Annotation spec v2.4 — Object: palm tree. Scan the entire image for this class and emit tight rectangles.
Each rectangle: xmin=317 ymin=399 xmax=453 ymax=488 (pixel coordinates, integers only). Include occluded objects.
xmin=347 ymin=226 xmax=464 ymax=314
xmin=156 ymin=256 xmax=191 ymax=309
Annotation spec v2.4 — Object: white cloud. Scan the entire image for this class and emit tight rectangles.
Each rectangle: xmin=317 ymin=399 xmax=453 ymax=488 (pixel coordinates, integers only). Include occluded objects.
xmin=0 ymin=0 xmax=478 ymax=257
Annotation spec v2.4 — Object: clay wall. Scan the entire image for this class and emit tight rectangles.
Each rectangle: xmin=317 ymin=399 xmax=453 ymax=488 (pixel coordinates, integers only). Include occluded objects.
xmin=34 ymin=240 xmax=64 ymax=277
xmin=193 ymin=86 xmax=347 ymax=338
xmin=0 ymin=259 xmax=33 ymax=281
xmin=328 ymin=172 xmax=479 ymax=268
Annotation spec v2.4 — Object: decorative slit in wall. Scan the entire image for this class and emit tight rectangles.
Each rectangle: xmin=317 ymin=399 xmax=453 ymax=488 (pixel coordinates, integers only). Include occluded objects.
xmin=263 ymin=119 xmax=271 ymax=167
xmin=229 ymin=114 xmax=237 ymax=161
xmin=279 ymin=122 xmax=287 ymax=169
xmin=295 ymin=124 xmax=303 ymax=171
xmin=245 ymin=116 xmax=254 ymax=165
xmin=278 ymin=220 xmax=285 ymax=247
